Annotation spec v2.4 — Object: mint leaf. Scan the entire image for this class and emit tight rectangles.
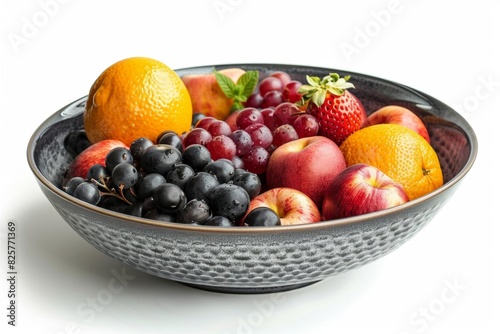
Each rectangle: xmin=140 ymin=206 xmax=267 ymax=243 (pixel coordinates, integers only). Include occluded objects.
xmin=213 ymin=69 xmax=237 ymax=99
xmin=213 ymin=68 xmax=259 ymax=112
xmin=231 ymin=101 xmax=245 ymax=111
xmin=236 ymin=70 xmax=259 ymax=98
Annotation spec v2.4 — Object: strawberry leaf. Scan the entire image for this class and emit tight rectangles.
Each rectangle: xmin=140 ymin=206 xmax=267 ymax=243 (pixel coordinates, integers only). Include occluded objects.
xmin=298 ymin=73 xmax=356 ymax=106
xmin=312 ymin=90 xmax=326 ymax=107
xmin=298 ymin=84 xmax=316 ymax=95
xmin=306 ymin=75 xmax=321 ymax=86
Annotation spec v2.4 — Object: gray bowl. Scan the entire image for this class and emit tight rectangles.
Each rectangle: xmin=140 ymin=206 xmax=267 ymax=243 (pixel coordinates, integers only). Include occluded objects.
xmin=27 ymin=64 xmax=478 ymax=293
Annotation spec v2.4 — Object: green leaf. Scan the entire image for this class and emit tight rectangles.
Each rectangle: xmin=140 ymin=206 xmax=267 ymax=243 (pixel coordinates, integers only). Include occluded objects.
xmin=324 ymin=77 xmax=355 ymax=96
xmin=231 ymin=101 xmax=245 ymax=111
xmin=312 ymin=90 xmax=326 ymax=106
xmin=213 ymin=69 xmax=237 ymax=99
xmin=234 ymin=84 xmax=244 ymax=97
xmin=233 ymin=94 xmax=248 ymax=103
xmin=236 ymin=70 xmax=259 ymax=98
xmin=298 ymin=72 xmax=356 ymax=106
xmin=305 ymin=75 xmax=321 ymax=86
xmin=298 ymin=84 xmax=316 ymax=95
xmin=213 ymin=68 xmax=259 ymax=111
xmin=326 ymin=73 xmax=340 ymax=83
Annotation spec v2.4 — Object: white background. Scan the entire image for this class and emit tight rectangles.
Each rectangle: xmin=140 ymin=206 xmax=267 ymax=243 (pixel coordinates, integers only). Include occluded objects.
xmin=1 ymin=0 xmax=498 ymax=333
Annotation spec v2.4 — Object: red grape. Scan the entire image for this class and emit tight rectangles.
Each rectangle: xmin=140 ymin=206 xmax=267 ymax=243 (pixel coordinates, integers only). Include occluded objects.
xmin=283 ymin=80 xmax=303 ymax=103
xmin=273 ymin=124 xmax=298 ymax=147
xmin=261 ymin=91 xmax=283 ymax=108
xmin=245 ymin=123 xmax=273 ymax=149
xmin=270 ymin=71 xmax=292 ymax=87
xmin=230 ymin=129 xmax=253 ymax=156
xmin=259 ymin=76 xmax=284 ymax=95
xmin=208 ymin=120 xmax=232 ymax=137
xmin=244 ymin=93 xmax=263 ymax=108
xmin=273 ymin=102 xmax=300 ymax=127
xmin=195 ymin=116 xmax=217 ymax=130
xmin=236 ymin=107 xmax=264 ymax=129
xmin=293 ymin=114 xmax=320 ymax=138
xmin=241 ymin=146 xmax=270 ymax=175
xmin=183 ymin=128 xmax=212 ymax=147
xmin=261 ymin=107 xmax=278 ymax=131
xmin=206 ymin=135 xmax=237 ymax=161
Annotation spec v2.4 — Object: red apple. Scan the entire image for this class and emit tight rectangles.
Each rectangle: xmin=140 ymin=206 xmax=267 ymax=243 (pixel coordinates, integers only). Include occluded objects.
xmin=181 ymin=68 xmax=246 ymax=120
xmin=322 ymin=163 xmax=410 ymax=220
xmin=62 ymin=139 xmax=128 ymax=187
xmin=266 ymin=136 xmax=346 ymax=208
xmin=362 ymin=105 xmax=430 ymax=143
xmin=244 ymin=187 xmax=321 ymax=226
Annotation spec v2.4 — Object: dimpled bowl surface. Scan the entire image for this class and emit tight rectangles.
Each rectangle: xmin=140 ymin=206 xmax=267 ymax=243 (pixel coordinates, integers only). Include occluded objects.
xmin=27 ymin=64 xmax=477 ymax=293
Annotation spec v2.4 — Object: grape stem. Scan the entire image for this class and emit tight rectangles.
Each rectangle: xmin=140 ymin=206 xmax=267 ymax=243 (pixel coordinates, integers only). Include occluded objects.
xmin=90 ymin=177 xmax=134 ymax=205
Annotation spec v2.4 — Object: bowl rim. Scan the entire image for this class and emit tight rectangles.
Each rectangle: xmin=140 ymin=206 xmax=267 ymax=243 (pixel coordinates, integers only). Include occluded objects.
xmin=27 ymin=63 xmax=479 ymax=234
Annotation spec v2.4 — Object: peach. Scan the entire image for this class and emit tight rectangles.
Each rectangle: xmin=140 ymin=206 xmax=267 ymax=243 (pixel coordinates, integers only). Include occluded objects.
xmin=181 ymin=68 xmax=246 ymax=120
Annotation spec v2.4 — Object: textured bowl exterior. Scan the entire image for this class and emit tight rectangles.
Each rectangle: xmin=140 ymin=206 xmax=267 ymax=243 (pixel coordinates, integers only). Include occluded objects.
xmin=28 ymin=64 xmax=477 ymax=293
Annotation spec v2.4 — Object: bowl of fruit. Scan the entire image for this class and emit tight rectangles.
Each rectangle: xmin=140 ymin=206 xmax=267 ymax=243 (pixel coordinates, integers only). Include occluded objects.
xmin=27 ymin=59 xmax=477 ymax=293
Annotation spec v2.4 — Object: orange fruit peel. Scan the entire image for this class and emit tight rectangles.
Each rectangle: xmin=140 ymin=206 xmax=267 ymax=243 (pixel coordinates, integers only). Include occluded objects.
xmin=340 ymin=123 xmax=443 ymax=200
xmin=84 ymin=57 xmax=192 ymax=146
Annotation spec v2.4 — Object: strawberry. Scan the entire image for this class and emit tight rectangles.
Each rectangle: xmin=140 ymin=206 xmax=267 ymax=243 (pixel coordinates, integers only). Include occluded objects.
xmin=298 ymin=73 xmax=365 ymax=146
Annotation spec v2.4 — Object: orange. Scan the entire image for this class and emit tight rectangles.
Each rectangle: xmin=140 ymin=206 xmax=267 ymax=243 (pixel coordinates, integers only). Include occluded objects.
xmin=84 ymin=57 xmax=192 ymax=146
xmin=339 ymin=124 xmax=443 ymax=200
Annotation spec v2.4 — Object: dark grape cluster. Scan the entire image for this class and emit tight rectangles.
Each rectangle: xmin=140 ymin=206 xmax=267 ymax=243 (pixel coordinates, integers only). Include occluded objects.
xmin=62 ymin=70 xmax=313 ymax=227
xmin=63 ymin=131 xmax=262 ymax=227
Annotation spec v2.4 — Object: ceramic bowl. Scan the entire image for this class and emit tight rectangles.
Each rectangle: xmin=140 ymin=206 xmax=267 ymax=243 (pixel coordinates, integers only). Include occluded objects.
xmin=27 ymin=64 xmax=478 ymax=293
